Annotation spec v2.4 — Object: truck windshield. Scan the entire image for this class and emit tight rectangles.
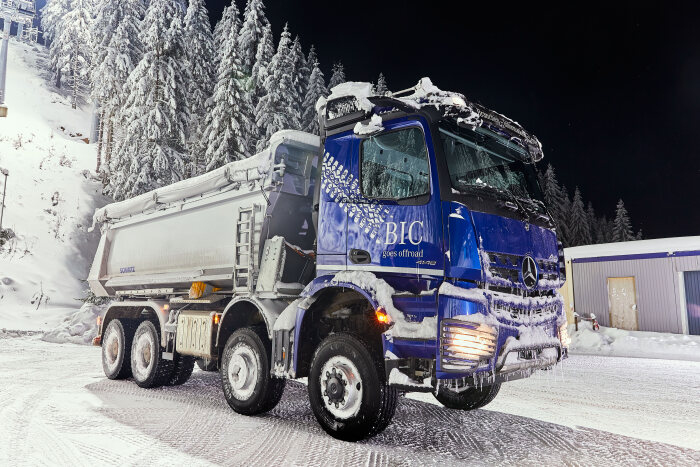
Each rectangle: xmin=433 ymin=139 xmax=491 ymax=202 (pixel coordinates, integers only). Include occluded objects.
xmin=439 ymin=126 xmax=544 ymax=205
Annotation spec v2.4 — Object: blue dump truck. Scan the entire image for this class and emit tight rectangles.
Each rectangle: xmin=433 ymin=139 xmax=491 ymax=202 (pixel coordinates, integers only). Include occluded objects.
xmin=89 ymin=78 xmax=568 ymax=441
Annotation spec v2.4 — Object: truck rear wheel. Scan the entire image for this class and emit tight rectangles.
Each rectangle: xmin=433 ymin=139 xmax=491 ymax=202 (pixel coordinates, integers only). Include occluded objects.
xmin=102 ymin=319 xmax=135 ymax=380
xmin=196 ymin=358 xmax=218 ymax=372
xmin=433 ymin=383 xmax=501 ymax=410
xmin=308 ymin=333 xmax=398 ymax=441
xmin=130 ymin=320 xmax=173 ymax=388
xmin=221 ymin=327 xmax=285 ymax=415
xmin=168 ymin=354 xmax=196 ymax=386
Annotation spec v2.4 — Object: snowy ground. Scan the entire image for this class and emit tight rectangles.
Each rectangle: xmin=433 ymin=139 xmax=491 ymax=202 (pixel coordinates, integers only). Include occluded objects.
xmin=0 ymin=335 xmax=698 ymax=466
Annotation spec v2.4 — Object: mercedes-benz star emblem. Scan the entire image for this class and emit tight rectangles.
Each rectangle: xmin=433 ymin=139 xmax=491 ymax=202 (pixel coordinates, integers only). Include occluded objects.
xmin=521 ymin=256 xmax=538 ymax=289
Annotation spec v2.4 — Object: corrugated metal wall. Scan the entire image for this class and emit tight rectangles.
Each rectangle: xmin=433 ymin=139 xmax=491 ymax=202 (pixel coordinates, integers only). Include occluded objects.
xmin=571 ymin=255 xmax=700 ymax=334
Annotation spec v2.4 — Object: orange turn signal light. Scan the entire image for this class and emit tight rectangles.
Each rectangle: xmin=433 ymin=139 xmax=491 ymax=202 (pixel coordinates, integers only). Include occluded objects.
xmin=213 ymin=313 xmax=221 ymax=325
xmin=375 ymin=307 xmax=390 ymax=324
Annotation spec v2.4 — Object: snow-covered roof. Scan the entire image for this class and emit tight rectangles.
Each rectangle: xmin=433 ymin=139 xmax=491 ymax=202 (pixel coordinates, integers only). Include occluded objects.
xmin=565 ymin=236 xmax=700 ymax=261
xmin=318 ymin=77 xmax=543 ymax=162
xmin=91 ymin=130 xmax=319 ymax=226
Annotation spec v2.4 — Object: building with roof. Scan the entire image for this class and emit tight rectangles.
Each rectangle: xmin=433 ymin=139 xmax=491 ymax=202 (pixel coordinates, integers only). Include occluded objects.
xmin=561 ymin=237 xmax=700 ymax=335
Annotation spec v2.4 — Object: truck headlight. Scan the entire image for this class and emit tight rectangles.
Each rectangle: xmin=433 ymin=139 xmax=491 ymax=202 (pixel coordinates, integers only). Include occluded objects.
xmin=440 ymin=319 xmax=498 ymax=371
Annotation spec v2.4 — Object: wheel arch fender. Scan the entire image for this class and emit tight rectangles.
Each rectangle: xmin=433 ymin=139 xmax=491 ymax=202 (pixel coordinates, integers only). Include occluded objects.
xmin=101 ymin=299 xmax=170 ymax=347
xmin=291 ymin=276 xmax=383 ymax=378
xmin=216 ymin=296 xmax=288 ymax=360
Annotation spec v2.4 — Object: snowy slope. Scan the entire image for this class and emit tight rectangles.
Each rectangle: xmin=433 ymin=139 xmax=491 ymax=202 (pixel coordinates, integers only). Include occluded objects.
xmin=0 ymin=40 xmax=108 ymax=331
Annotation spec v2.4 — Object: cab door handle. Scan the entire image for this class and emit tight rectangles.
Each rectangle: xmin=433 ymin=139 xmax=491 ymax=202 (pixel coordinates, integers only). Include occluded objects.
xmin=349 ymin=249 xmax=371 ymax=264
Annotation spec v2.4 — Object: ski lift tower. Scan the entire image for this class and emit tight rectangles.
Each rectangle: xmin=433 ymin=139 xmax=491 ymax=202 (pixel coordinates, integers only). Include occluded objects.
xmin=0 ymin=1 xmax=37 ymax=117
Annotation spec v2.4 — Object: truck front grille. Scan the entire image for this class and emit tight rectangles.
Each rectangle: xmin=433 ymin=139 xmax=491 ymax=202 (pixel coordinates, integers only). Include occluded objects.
xmin=491 ymin=300 xmax=559 ymax=320
xmin=440 ymin=319 xmax=498 ymax=372
xmin=483 ymin=251 xmax=560 ymax=290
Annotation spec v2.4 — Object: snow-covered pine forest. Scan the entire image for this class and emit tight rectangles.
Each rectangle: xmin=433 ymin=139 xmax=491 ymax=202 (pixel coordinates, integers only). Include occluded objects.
xmin=39 ymin=0 xmax=640 ymax=247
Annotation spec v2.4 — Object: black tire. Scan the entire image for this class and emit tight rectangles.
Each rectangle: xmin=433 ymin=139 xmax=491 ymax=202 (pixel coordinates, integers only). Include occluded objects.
xmin=168 ymin=354 xmax=196 ymax=386
xmin=433 ymin=382 xmax=501 ymax=410
xmin=102 ymin=319 xmax=135 ymax=380
xmin=220 ymin=327 xmax=285 ymax=415
xmin=308 ymin=333 xmax=398 ymax=441
xmin=130 ymin=320 xmax=173 ymax=389
xmin=196 ymin=358 xmax=218 ymax=372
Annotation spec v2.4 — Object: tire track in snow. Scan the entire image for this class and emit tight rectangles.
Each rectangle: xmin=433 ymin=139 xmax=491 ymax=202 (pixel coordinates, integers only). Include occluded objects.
xmin=86 ymin=378 xmax=700 ymax=466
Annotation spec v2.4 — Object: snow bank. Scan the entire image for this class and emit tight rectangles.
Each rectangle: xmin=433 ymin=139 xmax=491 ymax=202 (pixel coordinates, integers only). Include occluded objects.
xmin=41 ymin=302 xmax=106 ymax=345
xmin=0 ymin=41 xmax=108 ymax=331
xmin=569 ymin=320 xmax=700 ymax=361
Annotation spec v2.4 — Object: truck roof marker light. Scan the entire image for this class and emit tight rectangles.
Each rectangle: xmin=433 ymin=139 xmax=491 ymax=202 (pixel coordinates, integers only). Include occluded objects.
xmin=375 ymin=307 xmax=391 ymax=324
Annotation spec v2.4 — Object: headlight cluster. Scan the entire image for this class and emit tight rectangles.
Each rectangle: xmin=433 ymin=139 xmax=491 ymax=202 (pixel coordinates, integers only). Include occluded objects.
xmin=440 ymin=319 xmax=498 ymax=371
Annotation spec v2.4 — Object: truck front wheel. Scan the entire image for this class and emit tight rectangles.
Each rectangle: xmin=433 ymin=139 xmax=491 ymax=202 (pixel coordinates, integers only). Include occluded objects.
xmin=221 ymin=327 xmax=285 ymax=415
xmin=433 ymin=383 xmax=501 ymax=410
xmin=102 ymin=319 xmax=135 ymax=380
xmin=308 ymin=333 xmax=398 ymax=441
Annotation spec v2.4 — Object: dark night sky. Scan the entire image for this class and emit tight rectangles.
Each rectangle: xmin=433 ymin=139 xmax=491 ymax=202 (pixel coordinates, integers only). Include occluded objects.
xmin=211 ymin=1 xmax=700 ymax=239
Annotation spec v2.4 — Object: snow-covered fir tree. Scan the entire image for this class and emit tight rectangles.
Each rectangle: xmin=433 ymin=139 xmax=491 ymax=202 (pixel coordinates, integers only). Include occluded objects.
xmin=238 ymin=0 xmax=270 ymax=73
xmin=586 ymin=202 xmax=598 ymax=244
xmin=302 ymin=45 xmax=326 ymax=134
xmin=184 ymin=0 xmax=216 ymax=175
xmin=290 ymin=36 xmax=309 ymax=130
xmin=568 ymin=187 xmax=592 ymax=246
xmin=108 ymin=0 xmax=191 ymax=200
xmin=213 ymin=2 xmax=241 ymax=67
xmin=50 ymin=0 xmax=94 ymax=108
xmin=40 ymin=0 xmax=72 ymax=46
xmin=250 ymin=22 xmax=274 ymax=104
xmin=375 ymin=72 xmax=388 ymax=95
xmin=200 ymin=9 xmax=249 ymax=172
xmin=247 ymin=22 xmax=274 ymax=152
xmin=255 ymin=24 xmax=299 ymax=151
xmin=328 ymin=62 xmax=346 ymax=90
xmin=91 ymin=0 xmax=145 ymax=173
xmin=542 ymin=164 xmax=571 ymax=246
xmin=612 ymin=199 xmax=635 ymax=242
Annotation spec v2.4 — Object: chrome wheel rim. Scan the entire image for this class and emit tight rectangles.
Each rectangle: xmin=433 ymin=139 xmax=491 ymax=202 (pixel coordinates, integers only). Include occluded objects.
xmin=227 ymin=343 xmax=258 ymax=400
xmin=103 ymin=325 xmax=121 ymax=373
xmin=319 ymin=355 xmax=363 ymax=419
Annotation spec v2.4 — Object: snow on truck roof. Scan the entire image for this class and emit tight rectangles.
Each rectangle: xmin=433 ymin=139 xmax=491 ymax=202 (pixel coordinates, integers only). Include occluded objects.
xmin=565 ymin=236 xmax=700 ymax=262
xmin=317 ymin=78 xmax=543 ymax=162
xmin=91 ymin=130 xmax=319 ymax=226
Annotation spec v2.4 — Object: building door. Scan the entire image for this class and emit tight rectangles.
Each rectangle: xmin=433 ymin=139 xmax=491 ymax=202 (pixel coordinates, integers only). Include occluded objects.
xmin=607 ymin=277 xmax=639 ymax=331
xmin=683 ymin=271 xmax=700 ymax=335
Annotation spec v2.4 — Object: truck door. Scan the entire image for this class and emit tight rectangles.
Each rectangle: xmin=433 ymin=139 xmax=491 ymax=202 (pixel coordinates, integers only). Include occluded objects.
xmin=316 ymin=133 xmax=356 ymax=270
xmin=344 ymin=120 xmax=444 ymax=286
